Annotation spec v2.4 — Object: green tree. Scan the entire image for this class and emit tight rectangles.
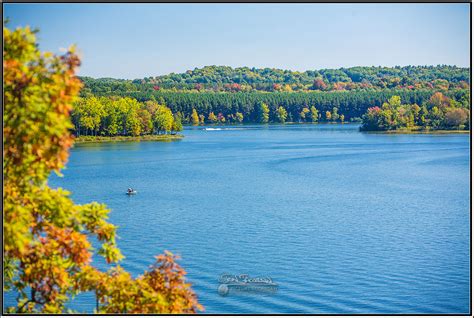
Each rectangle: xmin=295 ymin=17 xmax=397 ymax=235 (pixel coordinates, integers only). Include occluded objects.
xmin=172 ymin=113 xmax=183 ymax=134
xmin=331 ymin=107 xmax=339 ymax=122
xmin=418 ymin=105 xmax=429 ymax=127
xmin=428 ymin=106 xmax=444 ymax=129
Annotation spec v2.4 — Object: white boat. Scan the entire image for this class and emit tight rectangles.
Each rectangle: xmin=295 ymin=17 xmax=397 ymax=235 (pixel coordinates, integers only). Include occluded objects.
xmin=126 ymin=190 xmax=137 ymax=195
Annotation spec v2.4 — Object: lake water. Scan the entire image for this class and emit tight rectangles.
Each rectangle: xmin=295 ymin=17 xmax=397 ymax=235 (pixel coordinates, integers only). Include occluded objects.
xmin=5 ymin=124 xmax=471 ymax=314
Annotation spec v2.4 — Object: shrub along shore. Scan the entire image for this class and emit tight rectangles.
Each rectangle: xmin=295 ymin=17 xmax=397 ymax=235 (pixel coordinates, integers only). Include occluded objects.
xmin=74 ymin=134 xmax=183 ymax=144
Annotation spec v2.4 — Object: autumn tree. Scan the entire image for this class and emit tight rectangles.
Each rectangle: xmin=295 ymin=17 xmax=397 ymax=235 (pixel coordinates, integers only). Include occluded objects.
xmin=101 ymin=98 xmax=121 ymax=136
xmin=276 ymin=106 xmax=288 ymax=123
xmin=217 ymin=112 xmax=226 ymax=123
xmin=444 ymin=108 xmax=469 ymax=129
xmin=325 ymin=111 xmax=332 ymax=121
xmin=124 ymin=98 xmax=142 ymax=136
xmin=300 ymin=107 xmax=310 ymax=122
xmin=208 ymin=111 xmax=217 ymax=123
xmin=361 ymin=94 xmax=469 ymax=131
xmin=360 ymin=107 xmax=383 ymax=131
xmin=73 ymin=96 xmax=105 ymax=135
xmin=3 ymin=25 xmax=202 ymax=314
xmin=145 ymin=100 xmax=160 ymax=117
xmin=138 ymin=108 xmax=153 ymax=135
xmin=310 ymin=106 xmax=319 ymax=123
xmin=258 ymin=102 xmax=269 ymax=123
xmin=428 ymin=92 xmax=451 ymax=109
xmin=235 ymin=112 xmax=244 ymax=123
xmin=191 ymin=108 xmax=199 ymax=125
xmin=154 ymin=105 xmax=174 ymax=134
xmin=312 ymin=77 xmax=327 ymax=90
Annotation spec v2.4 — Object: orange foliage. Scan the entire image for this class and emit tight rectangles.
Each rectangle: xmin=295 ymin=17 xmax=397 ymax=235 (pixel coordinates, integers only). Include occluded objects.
xmin=4 ymin=25 xmax=202 ymax=314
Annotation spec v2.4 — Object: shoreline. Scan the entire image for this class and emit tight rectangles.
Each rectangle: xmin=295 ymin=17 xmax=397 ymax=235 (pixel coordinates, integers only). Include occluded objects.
xmin=74 ymin=134 xmax=184 ymax=144
xmin=187 ymin=123 xmax=469 ymax=134
xmin=361 ymin=129 xmax=470 ymax=135
xmin=71 ymin=126 xmax=470 ymax=145
xmin=183 ymin=122 xmax=358 ymax=128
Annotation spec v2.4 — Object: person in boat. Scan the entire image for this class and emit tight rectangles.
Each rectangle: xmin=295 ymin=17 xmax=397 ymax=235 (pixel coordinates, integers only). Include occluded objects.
xmin=127 ymin=188 xmax=133 ymax=193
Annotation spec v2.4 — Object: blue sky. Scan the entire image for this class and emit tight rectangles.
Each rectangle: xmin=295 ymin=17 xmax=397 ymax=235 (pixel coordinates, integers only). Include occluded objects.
xmin=4 ymin=3 xmax=470 ymax=79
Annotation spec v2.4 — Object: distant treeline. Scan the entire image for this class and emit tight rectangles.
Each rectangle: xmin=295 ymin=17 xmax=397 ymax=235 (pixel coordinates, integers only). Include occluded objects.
xmin=77 ymin=65 xmax=470 ymax=126
xmin=71 ymin=95 xmax=345 ymax=137
xmin=78 ymin=88 xmax=468 ymax=124
xmin=71 ymin=90 xmax=469 ymax=136
xmin=80 ymin=65 xmax=470 ymax=93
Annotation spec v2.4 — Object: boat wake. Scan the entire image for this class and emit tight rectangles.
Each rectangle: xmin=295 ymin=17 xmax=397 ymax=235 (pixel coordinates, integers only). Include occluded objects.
xmin=203 ymin=127 xmax=249 ymax=131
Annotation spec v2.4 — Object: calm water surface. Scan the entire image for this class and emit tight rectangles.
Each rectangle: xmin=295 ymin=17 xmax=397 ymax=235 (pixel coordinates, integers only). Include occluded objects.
xmin=6 ymin=124 xmax=471 ymax=313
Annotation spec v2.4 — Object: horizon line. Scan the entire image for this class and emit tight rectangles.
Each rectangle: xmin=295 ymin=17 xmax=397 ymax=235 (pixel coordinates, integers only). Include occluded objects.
xmin=78 ymin=64 xmax=471 ymax=81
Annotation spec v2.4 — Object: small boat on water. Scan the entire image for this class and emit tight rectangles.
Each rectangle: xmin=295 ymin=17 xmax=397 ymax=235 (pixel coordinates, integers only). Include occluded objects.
xmin=126 ymin=188 xmax=137 ymax=195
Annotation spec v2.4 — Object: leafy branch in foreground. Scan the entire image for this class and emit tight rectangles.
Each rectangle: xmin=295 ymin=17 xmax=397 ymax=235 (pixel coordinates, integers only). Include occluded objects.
xmin=3 ymin=25 xmax=202 ymax=314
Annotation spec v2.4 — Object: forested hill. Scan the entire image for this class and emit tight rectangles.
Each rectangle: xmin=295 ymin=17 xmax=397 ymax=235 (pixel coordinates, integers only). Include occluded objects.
xmin=76 ymin=65 xmax=470 ymax=128
xmin=80 ymin=65 xmax=470 ymax=94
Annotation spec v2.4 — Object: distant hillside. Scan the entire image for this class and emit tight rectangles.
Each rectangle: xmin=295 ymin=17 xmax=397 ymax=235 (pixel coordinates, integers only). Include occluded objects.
xmin=77 ymin=65 xmax=470 ymax=124
xmin=80 ymin=65 xmax=470 ymax=95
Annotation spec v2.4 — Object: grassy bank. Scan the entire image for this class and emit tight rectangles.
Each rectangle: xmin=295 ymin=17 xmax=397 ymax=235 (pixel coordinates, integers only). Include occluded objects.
xmin=74 ymin=134 xmax=184 ymax=144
